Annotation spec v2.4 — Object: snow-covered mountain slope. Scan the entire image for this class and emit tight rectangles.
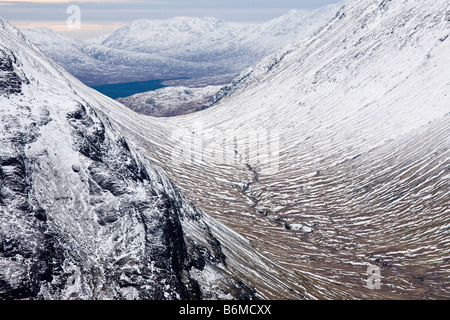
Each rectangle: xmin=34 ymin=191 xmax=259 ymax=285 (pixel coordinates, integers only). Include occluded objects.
xmin=22 ymin=5 xmax=341 ymax=86
xmin=100 ymin=17 xmax=250 ymax=55
xmin=21 ymin=27 xmax=208 ymax=86
xmin=232 ymin=5 xmax=345 ymax=60
xmin=117 ymin=86 xmax=222 ymax=117
xmin=0 ymin=17 xmax=338 ymax=300
xmin=97 ymin=0 xmax=450 ymax=299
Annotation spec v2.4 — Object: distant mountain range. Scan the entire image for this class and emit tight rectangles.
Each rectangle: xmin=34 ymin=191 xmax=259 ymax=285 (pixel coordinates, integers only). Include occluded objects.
xmin=22 ymin=4 xmax=341 ymax=86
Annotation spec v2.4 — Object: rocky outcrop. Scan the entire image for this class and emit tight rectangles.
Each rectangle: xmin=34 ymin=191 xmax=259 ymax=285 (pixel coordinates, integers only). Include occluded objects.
xmin=0 ymin=49 xmax=27 ymax=95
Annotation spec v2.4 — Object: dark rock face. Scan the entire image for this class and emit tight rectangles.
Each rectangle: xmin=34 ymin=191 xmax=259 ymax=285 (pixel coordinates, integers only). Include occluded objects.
xmin=0 ymin=103 xmax=65 ymax=299
xmin=0 ymin=49 xmax=26 ymax=95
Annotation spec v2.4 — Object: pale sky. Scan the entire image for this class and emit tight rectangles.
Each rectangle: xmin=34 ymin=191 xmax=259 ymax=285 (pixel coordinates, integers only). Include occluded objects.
xmin=0 ymin=0 xmax=342 ymax=39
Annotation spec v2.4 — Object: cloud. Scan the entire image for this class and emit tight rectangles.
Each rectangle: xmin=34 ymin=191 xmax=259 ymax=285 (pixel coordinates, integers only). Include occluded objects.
xmin=4 ymin=0 xmax=84 ymax=3
xmin=2 ymin=0 xmax=338 ymax=6
xmin=11 ymin=20 xmax=125 ymax=31
xmin=2 ymin=0 xmax=164 ymax=3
